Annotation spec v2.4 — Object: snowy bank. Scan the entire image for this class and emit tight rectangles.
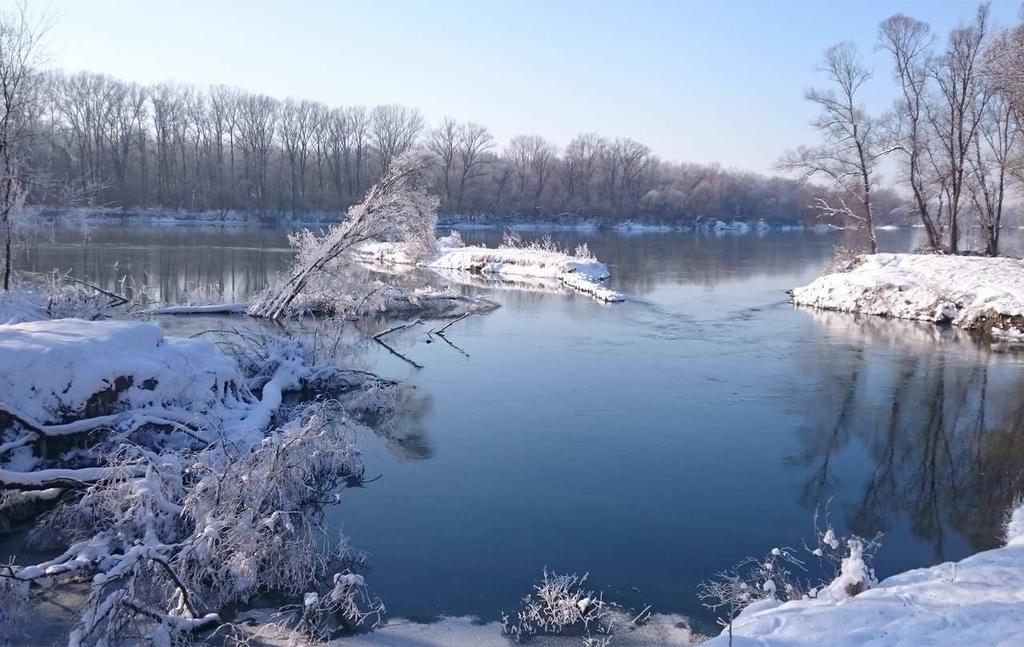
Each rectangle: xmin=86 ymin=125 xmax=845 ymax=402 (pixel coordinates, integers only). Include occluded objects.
xmin=791 ymin=253 xmax=1024 ymax=336
xmin=0 ymin=318 xmax=238 ymax=426
xmin=357 ymin=241 xmax=625 ymax=303
xmin=703 ymin=504 xmax=1024 ymax=647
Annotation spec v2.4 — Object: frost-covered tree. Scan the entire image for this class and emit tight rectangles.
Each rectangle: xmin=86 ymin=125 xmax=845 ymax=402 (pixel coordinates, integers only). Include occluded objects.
xmin=0 ymin=3 xmax=47 ymax=290
xmin=249 ymin=150 xmax=438 ymax=320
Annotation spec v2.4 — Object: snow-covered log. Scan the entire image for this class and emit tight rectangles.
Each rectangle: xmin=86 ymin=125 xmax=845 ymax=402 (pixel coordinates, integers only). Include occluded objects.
xmin=791 ymin=253 xmax=1024 ymax=336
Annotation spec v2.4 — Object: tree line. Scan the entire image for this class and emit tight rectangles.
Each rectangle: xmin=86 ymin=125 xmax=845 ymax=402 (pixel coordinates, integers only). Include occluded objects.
xmin=24 ymin=71 xmax=869 ymax=226
xmin=787 ymin=2 xmax=1024 ymax=255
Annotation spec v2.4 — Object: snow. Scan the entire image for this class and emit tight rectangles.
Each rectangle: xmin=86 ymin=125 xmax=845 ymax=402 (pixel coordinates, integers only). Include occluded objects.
xmin=703 ymin=502 xmax=1024 ymax=647
xmin=232 ymin=612 xmax=700 ymax=646
xmin=357 ymin=241 xmax=625 ymax=303
xmin=612 ymin=220 xmax=678 ymax=234
xmin=0 ymin=318 xmax=238 ymax=424
xmin=791 ymin=253 xmax=1024 ymax=336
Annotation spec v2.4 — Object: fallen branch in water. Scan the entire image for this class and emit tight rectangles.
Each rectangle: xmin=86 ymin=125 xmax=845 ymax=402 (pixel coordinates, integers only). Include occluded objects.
xmin=373 ymin=319 xmax=423 ymax=341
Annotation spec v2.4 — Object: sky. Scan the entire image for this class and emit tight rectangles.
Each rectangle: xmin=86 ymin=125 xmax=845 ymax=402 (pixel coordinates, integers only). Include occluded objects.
xmin=13 ymin=0 xmax=1024 ymax=175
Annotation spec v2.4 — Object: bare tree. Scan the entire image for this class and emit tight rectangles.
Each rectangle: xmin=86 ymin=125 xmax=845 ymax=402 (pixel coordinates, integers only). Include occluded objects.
xmin=781 ymin=42 xmax=888 ymax=253
xmin=879 ymin=14 xmax=945 ymax=250
xmin=561 ymin=133 xmax=605 ymax=209
xmin=370 ymin=104 xmax=422 ymax=175
xmin=968 ymin=93 xmax=1016 ymax=255
xmin=427 ymin=116 xmax=458 ymax=206
xmin=924 ymin=3 xmax=991 ymax=253
xmin=236 ymin=92 xmax=277 ymax=208
xmin=455 ymin=121 xmax=493 ymax=212
xmin=987 ymin=20 xmax=1024 ymax=129
xmin=279 ymin=99 xmax=320 ymax=214
xmin=0 ymin=3 xmax=47 ymax=289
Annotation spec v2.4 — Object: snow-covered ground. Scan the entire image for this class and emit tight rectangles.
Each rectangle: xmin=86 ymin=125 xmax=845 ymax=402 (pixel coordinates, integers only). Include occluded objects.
xmin=357 ymin=240 xmax=625 ymax=302
xmin=703 ymin=504 xmax=1024 ymax=647
xmin=230 ymin=611 xmax=701 ymax=646
xmin=791 ymin=253 xmax=1024 ymax=336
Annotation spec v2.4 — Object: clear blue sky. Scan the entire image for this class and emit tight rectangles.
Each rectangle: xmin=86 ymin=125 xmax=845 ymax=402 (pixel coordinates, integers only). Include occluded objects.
xmin=20 ymin=0 xmax=1023 ymax=174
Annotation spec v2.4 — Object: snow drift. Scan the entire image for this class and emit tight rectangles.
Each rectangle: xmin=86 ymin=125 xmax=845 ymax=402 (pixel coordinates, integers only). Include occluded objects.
xmin=791 ymin=253 xmax=1024 ymax=336
xmin=703 ymin=501 xmax=1024 ymax=646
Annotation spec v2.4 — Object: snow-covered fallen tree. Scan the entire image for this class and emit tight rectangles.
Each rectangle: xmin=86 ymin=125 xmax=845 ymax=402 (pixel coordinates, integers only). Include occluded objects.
xmin=791 ymin=253 xmax=1024 ymax=337
xmin=250 ymin=151 xmax=454 ymax=320
xmin=357 ymin=232 xmax=625 ymax=303
xmin=702 ymin=501 xmax=1024 ymax=646
xmin=0 ymin=319 xmax=394 ymax=645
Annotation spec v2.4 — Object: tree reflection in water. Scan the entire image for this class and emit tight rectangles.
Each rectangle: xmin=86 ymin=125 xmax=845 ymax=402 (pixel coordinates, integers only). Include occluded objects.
xmin=791 ymin=311 xmax=1024 ymax=559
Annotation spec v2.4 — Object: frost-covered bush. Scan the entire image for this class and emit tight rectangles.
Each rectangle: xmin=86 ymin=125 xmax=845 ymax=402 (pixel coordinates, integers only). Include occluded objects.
xmin=0 ymin=272 xmax=139 ymax=323
xmin=699 ymin=547 xmax=805 ymax=645
xmin=1005 ymin=498 xmax=1024 ymax=546
xmin=700 ymin=508 xmax=883 ymax=645
xmin=498 ymin=230 xmax=595 ymax=261
xmin=501 ymin=570 xmax=614 ymax=644
xmin=437 ymin=229 xmax=464 ymax=248
xmin=805 ymin=510 xmax=881 ymax=600
xmin=826 ymin=245 xmax=866 ymax=274
xmin=0 ymin=328 xmax=395 ymax=645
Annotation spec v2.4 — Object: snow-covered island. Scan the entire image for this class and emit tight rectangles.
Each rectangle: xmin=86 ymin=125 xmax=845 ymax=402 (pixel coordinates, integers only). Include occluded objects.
xmin=356 ymin=233 xmax=625 ymax=303
xmin=791 ymin=253 xmax=1024 ymax=337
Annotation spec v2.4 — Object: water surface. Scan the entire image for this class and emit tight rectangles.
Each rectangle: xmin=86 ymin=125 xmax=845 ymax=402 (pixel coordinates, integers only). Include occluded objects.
xmin=14 ymin=223 xmax=1024 ymax=632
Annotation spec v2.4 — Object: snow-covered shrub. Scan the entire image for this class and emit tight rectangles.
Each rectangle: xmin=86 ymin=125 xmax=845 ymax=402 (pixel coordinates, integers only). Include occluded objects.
xmin=806 ymin=511 xmax=880 ymax=600
xmin=574 ymin=242 xmax=594 ymax=261
xmin=0 ymin=325 xmax=396 ymax=645
xmin=0 ymin=271 xmax=139 ymax=323
xmin=296 ymin=566 xmax=385 ymax=640
xmin=699 ymin=547 xmax=805 ymax=644
xmin=501 ymin=570 xmax=613 ymax=644
xmin=498 ymin=231 xmax=595 ymax=261
xmin=1004 ymin=498 xmax=1024 ymax=546
xmin=824 ymin=538 xmax=877 ymax=600
xmin=437 ymin=229 xmax=464 ymax=248
xmin=826 ymin=245 xmax=865 ymax=274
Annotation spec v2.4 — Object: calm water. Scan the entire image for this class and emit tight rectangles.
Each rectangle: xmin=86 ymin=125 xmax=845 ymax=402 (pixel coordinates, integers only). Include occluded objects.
xmin=13 ymin=223 xmax=1024 ymax=632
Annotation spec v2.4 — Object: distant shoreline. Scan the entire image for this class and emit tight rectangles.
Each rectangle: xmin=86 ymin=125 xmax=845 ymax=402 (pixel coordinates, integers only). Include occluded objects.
xmin=27 ymin=208 xmax=918 ymax=235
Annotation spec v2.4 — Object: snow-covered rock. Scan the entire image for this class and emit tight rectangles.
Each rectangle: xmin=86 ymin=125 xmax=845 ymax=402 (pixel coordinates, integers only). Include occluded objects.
xmin=0 ymin=318 xmax=238 ymax=425
xmin=791 ymin=253 xmax=1024 ymax=336
xmin=703 ymin=502 xmax=1024 ymax=646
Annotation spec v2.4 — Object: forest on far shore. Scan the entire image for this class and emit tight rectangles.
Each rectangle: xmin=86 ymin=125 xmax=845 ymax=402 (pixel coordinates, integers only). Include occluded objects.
xmin=23 ymin=71 xmax=911 ymax=226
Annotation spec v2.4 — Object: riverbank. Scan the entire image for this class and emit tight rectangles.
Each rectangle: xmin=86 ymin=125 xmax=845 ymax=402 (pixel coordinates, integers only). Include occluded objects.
xmin=702 ymin=504 xmax=1024 ymax=646
xmin=791 ymin=253 xmax=1024 ymax=337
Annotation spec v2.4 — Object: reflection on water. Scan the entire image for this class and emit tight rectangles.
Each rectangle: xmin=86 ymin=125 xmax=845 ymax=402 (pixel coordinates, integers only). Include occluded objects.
xmin=794 ymin=311 xmax=1024 ymax=559
xmin=11 ymin=222 xmax=1024 ymax=632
